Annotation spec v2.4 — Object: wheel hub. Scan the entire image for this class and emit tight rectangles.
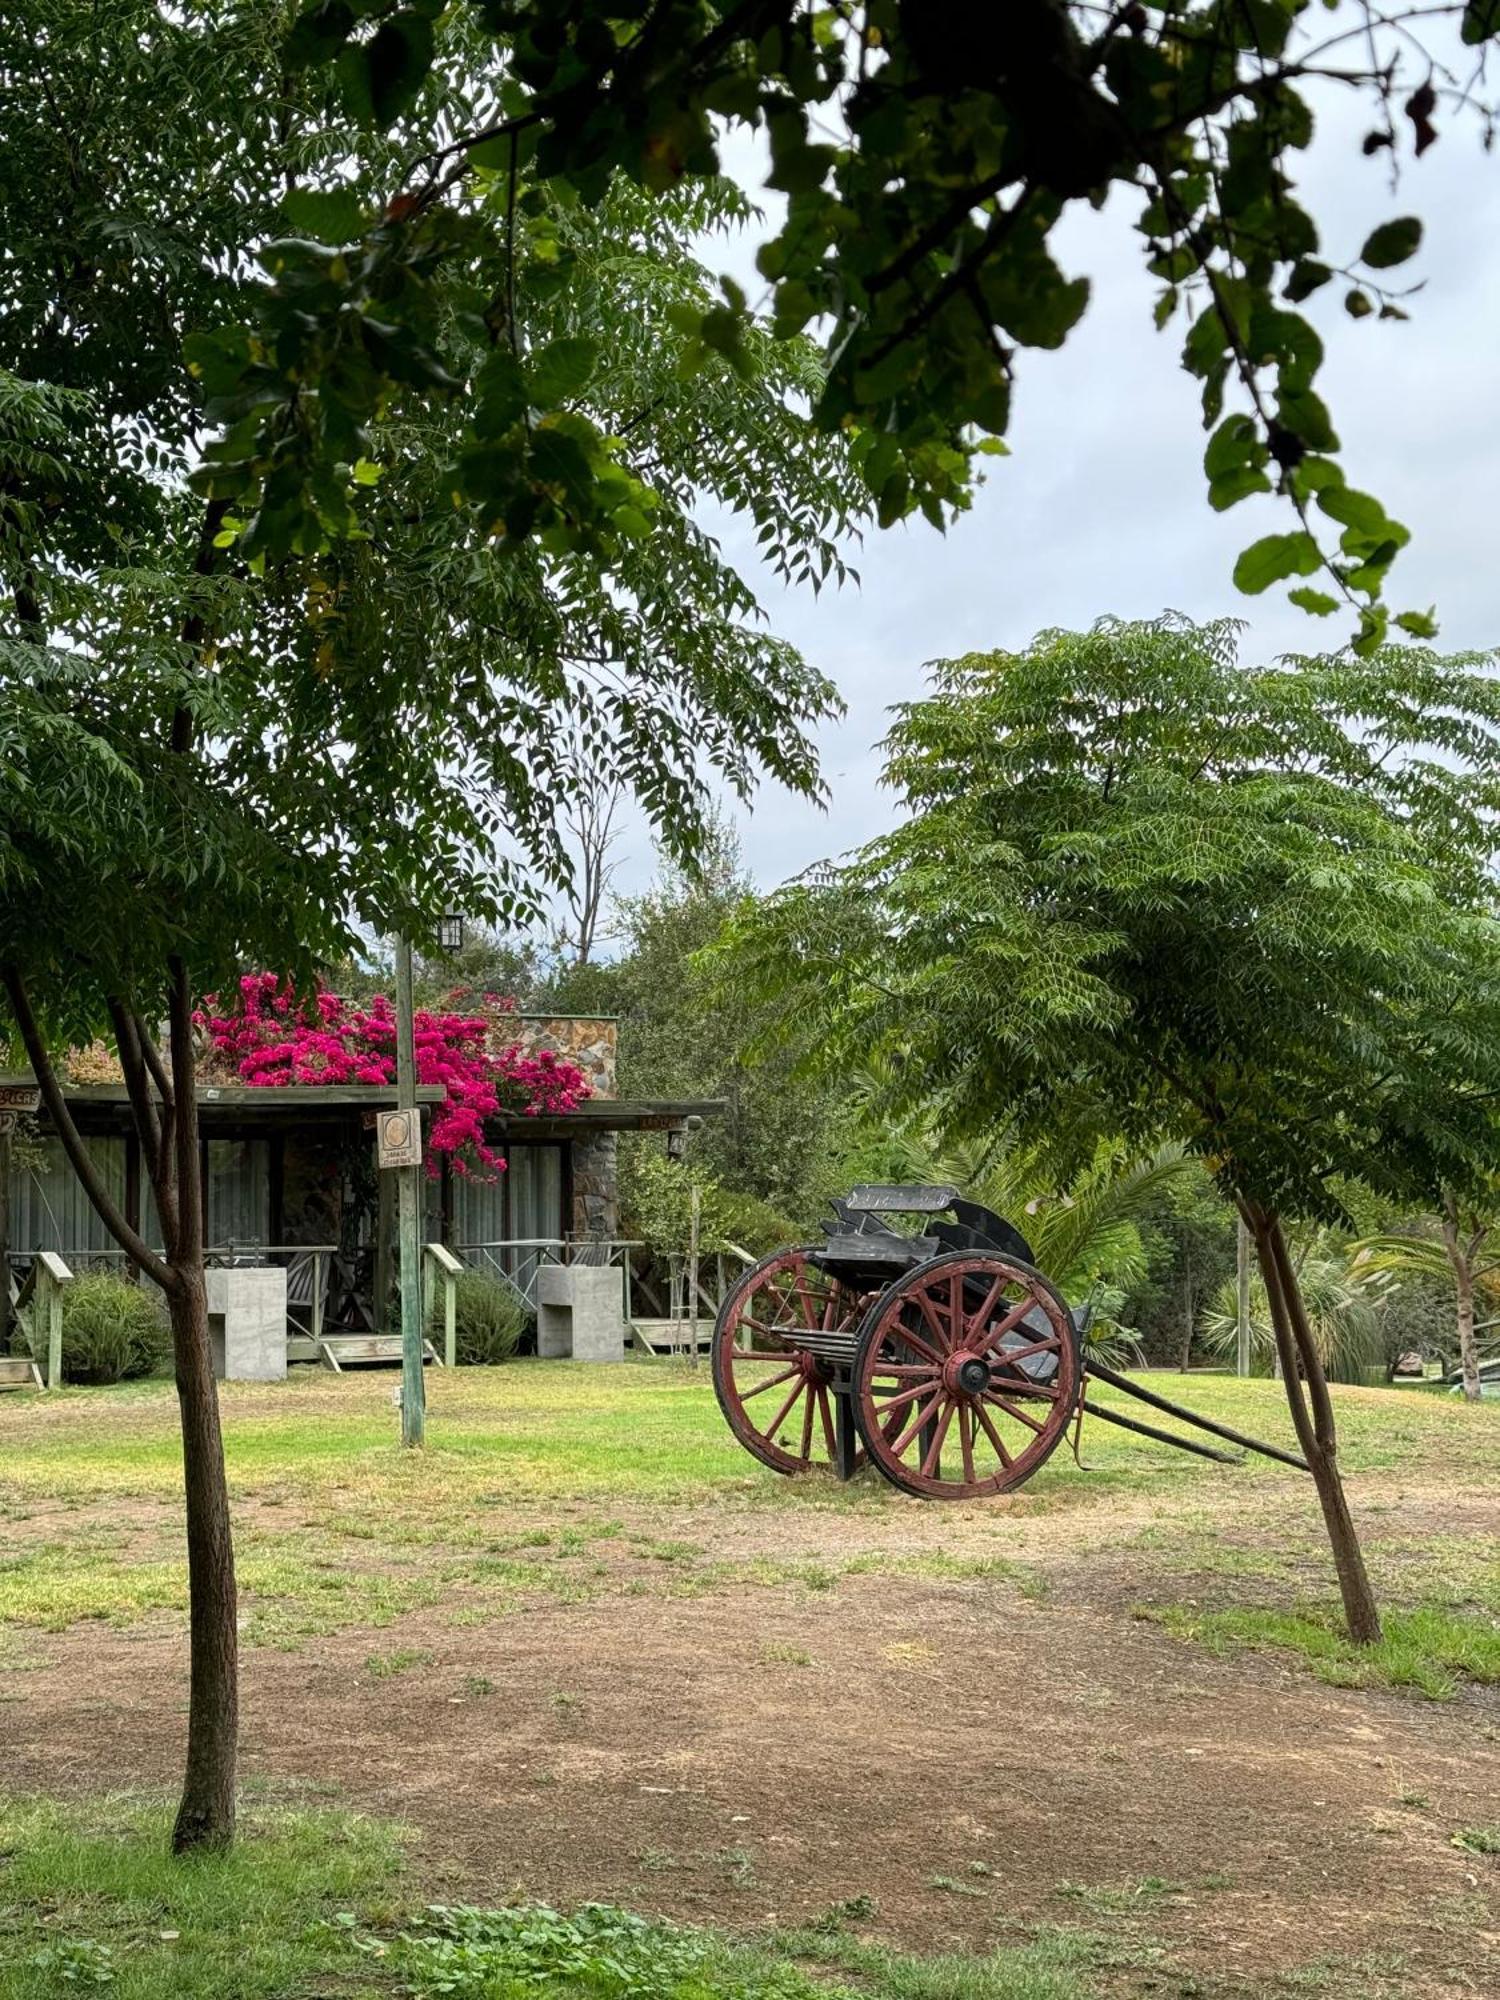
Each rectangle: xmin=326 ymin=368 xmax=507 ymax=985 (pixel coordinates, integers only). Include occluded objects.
xmin=945 ymin=1352 xmax=992 ymax=1397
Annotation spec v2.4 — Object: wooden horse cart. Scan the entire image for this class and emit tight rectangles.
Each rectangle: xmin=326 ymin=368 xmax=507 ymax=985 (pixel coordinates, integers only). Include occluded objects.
xmin=711 ymin=1185 xmax=1305 ymax=1498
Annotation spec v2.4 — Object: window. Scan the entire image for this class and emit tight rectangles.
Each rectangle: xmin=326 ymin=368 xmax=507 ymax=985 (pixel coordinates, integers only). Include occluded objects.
xmin=205 ymin=1139 xmax=270 ymax=1247
xmin=506 ymin=1146 xmax=564 ymax=1244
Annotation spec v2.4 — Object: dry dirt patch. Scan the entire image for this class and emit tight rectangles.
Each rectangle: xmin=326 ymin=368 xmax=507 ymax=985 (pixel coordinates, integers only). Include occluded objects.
xmin=4 ymin=1495 xmax=1498 ymax=1997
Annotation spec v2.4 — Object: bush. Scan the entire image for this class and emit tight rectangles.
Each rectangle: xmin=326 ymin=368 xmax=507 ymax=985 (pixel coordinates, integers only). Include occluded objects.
xmin=54 ymin=1272 xmax=169 ymax=1385
xmin=430 ymin=1269 xmax=525 ymax=1365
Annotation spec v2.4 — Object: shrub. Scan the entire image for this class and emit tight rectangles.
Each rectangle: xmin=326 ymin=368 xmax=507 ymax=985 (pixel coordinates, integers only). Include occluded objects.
xmin=54 ymin=1271 xmax=169 ymax=1385
xmin=430 ymin=1269 xmax=525 ymax=1365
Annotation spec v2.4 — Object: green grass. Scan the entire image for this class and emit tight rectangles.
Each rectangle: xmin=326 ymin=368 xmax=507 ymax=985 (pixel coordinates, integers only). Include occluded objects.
xmin=4 ymin=1363 xmax=1488 ymax=1510
xmin=1133 ymin=1601 xmax=1500 ymax=1698
xmin=0 ymin=1364 xmax=1495 ymax=1667
xmin=0 ymin=1797 xmax=1098 ymax=2000
xmin=0 ymin=1795 xmax=410 ymax=1998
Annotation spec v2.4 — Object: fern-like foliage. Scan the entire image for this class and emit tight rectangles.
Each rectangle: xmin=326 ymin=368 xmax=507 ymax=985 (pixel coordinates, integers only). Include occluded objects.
xmin=715 ymin=615 xmax=1500 ymax=1235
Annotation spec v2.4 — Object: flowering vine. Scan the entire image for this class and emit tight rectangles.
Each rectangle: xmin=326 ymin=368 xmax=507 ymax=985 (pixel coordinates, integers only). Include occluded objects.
xmin=196 ymin=974 xmax=590 ymax=1176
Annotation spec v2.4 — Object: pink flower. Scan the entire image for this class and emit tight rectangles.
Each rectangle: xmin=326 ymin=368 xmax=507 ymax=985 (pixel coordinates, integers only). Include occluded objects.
xmin=196 ymin=975 xmax=592 ymax=1177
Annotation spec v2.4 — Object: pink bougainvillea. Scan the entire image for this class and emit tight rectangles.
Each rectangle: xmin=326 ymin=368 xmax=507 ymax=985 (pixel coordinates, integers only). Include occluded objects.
xmin=196 ymin=974 xmax=589 ymax=1177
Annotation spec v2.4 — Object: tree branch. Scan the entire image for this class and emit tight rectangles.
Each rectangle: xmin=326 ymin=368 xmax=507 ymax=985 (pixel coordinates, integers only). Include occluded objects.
xmin=2 ymin=966 xmax=176 ymax=1290
xmin=168 ymin=956 xmax=203 ymax=1268
xmin=107 ymin=999 xmax=163 ymax=1184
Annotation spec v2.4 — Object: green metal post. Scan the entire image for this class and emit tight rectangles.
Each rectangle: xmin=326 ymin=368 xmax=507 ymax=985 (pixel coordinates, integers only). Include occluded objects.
xmin=395 ymin=936 xmax=425 ymax=1446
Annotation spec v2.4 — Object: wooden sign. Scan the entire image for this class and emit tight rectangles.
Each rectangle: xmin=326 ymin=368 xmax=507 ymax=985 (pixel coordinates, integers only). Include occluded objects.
xmin=0 ymin=1085 xmax=40 ymax=1113
xmin=375 ymin=1107 xmax=423 ymax=1170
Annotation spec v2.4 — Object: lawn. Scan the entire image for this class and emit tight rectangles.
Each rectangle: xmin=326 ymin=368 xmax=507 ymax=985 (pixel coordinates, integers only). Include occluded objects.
xmin=1 ymin=1362 xmax=1497 ymax=1998
xmin=1 ymin=1363 xmax=1495 ymax=1661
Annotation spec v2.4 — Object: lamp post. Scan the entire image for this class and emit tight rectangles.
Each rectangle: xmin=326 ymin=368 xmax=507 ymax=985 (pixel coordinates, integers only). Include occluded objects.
xmin=394 ymin=935 xmax=425 ymax=1447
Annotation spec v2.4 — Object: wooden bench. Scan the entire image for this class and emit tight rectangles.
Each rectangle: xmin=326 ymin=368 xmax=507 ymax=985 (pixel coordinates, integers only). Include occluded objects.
xmin=317 ymin=1334 xmax=441 ymax=1372
xmin=0 ymin=1354 xmax=44 ymax=1391
xmin=630 ymin=1316 xmax=712 ymax=1357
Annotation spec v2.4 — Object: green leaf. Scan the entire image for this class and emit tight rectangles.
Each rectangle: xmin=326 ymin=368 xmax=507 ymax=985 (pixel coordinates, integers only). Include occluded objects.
xmin=284 ymin=0 xmax=356 ymax=71
xmin=1345 ymin=289 xmax=1374 ymax=320
xmin=1232 ymin=532 xmax=1322 ymax=595
xmin=1359 ymin=217 xmax=1422 ymax=270
xmin=1315 ymin=486 xmax=1386 ymax=536
xmin=1395 ymin=607 xmax=1439 ymax=639
xmin=350 ymin=457 xmax=381 ymax=486
xmin=473 ymin=349 xmax=527 ymax=437
xmin=1461 ymin=1 xmax=1500 ymax=47
xmin=527 ymin=335 xmax=597 ymax=406
xmin=339 ymin=13 xmax=434 ymax=128
xmin=1208 ymin=466 xmax=1272 ymax=512
xmin=1203 ymin=414 xmax=1261 ymax=480
xmin=1284 ymin=260 xmax=1331 ymax=303
xmin=1288 ymin=586 xmax=1340 ymax=616
xmin=282 ymin=186 xmax=367 ymax=244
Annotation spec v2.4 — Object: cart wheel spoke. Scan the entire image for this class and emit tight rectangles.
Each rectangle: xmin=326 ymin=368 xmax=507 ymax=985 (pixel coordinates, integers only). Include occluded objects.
xmin=920 ymin=1397 xmax=956 ymax=1480
xmin=737 ymin=1365 xmax=802 ymax=1402
xmin=982 ymin=1333 xmax=1059 ymax=1371
xmin=799 ymin=1385 xmax=816 ymax=1460
xmin=980 ymin=1390 xmax=1046 ymax=1435
xmin=765 ymin=1376 xmax=808 ymax=1444
xmin=887 ymin=1390 xmax=944 ymax=1459
xmin=870 ymin=1370 xmax=941 ymax=1412
xmin=852 ymin=1251 xmax=1080 ymax=1498
xmin=972 ymin=1397 xmax=1014 ymax=1470
xmin=815 ymin=1382 xmax=838 ymax=1459
xmin=711 ymin=1246 xmax=866 ymax=1478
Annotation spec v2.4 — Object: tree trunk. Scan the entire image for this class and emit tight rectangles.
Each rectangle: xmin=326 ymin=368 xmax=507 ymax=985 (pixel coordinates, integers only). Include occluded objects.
xmin=1441 ymin=1201 xmax=1483 ymax=1403
xmin=162 ymin=958 xmax=238 ymax=1851
xmin=1244 ymin=1202 xmax=1382 ymax=1646
xmin=167 ymin=1265 xmax=238 ymax=1852
xmin=2 ymin=962 xmax=239 ymax=1849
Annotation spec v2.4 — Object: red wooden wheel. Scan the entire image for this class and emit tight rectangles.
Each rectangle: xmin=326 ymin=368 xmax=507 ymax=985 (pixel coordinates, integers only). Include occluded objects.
xmin=711 ymin=1246 xmax=866 ymax=1475
xmin=852 ymin=1251 xmax=1080 ymax=1498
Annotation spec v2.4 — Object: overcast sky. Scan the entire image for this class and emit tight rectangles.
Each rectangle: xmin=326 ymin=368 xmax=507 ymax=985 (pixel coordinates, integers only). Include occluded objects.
xmin=602 ymin=26 xmax=1500 ymax=906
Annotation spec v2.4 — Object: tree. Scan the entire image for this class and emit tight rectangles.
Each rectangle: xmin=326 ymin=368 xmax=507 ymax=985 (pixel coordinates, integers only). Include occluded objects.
xmin=846 ymin=1109 xmax=1201 ymax=1368
xmin=1124 ymin=1166 xmax=1240 ymax=1369
xmin=1353 ymin=1191 xmax=1500 ymax=1399
xmin=719 ymin=617 xmax=1500 ymax=1644
xmin=2 ymin=2 xmax=864 ymax=1851
xmin=1202 ymin=1237 xmax=1395 ymax=1383
xmin=208 ymin=4 xmax=1500 ymax=649
xmin=560 ymin=821 xmax=843 ymax=1227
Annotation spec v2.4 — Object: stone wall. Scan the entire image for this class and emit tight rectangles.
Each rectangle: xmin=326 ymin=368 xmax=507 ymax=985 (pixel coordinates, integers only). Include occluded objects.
xmin=511 ymin=1015 xmax=618 ymax=1099
xmin=570 ymin=1130 xmax=619 ymax=1243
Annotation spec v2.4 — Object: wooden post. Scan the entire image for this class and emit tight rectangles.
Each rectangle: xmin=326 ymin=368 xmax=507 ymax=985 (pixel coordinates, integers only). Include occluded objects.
xmin=373 ymin=1169 xmax=394 ymax=1332
xmin=0 ymin=1118 xmax=10 ymax=1351
xmin=424 ymin=1244 xmax=462 ymax=1369
xmin=1236 ymin=1216 xmax=1252 ymax=1378
xmin=310 ymin=1249 xmax=324 ymax=1348
xmin=395 ymin=937 xmax=425 ymax=1446
xmin=687 ymin=1182 xmax=701 ymax=1367
xmin=46 ymin=1263 xmax=62 ymax=1389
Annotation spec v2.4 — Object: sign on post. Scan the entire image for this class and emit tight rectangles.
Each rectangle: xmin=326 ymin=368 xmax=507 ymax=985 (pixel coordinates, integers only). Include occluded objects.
xmin=376 ymin=1107 xmax=423 ymax=1170
xmin=0 ymin=1083 xmax=41 ymax=1133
